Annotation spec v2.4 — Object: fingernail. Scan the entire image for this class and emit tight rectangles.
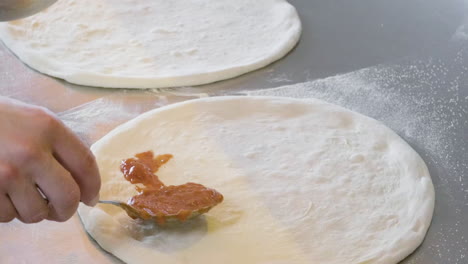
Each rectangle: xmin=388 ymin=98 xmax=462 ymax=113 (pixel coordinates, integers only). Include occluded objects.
xmin=89 ymin=194 xmax=100 ymax=207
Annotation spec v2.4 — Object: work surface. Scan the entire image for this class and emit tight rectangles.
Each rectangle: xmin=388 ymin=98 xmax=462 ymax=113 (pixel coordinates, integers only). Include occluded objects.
xmin=0 ymin=0 xmax=467 ymax=263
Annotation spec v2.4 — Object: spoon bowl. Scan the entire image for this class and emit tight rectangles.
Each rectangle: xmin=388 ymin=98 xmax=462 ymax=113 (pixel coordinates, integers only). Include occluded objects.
xmin=98 ymin=200 xmax=213 ymax=224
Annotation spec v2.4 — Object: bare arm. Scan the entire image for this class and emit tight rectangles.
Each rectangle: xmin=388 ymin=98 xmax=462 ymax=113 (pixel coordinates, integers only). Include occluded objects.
xmin=0 ymin=96 xmax=101 ymax=223
xmin=0 ymin=0 xmax=57 ymax=21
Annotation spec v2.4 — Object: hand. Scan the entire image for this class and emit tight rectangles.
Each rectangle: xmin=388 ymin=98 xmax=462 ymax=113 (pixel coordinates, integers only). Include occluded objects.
xmin=0 ymin=96 xmax=101 ymax=223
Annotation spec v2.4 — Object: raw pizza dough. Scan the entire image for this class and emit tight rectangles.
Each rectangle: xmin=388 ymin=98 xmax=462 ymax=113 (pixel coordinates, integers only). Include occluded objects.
xmin=78 ymin=96 xmax=435 ymax=264
xmin=0 ymin=0 xmax=301 ymax=88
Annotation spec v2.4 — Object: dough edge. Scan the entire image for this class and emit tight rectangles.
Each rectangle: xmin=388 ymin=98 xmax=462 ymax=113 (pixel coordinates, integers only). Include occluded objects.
xmin=78 ymin=96 xmax=435 ymax=264
xmin=0 ymin=2 xmax=301 ymax=89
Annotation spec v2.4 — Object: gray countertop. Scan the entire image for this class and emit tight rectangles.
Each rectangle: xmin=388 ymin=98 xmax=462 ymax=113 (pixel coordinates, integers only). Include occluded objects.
xmin=0 ymin=0 xmax=467 ymax=263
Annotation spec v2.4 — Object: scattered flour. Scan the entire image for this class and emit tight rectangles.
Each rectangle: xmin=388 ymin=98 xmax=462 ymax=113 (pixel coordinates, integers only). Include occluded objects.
xmin=58 ymin=47 xmax=468 ymax=263
xmin=58 ymin=93 xmax=197 ymax=145
xmin=244 ymin=53 xmax=468 ymax=264
xmin=59 ymin=51 xmax=468 ymax=263
xmin=55 ymin=13 xmax=468 ymax=264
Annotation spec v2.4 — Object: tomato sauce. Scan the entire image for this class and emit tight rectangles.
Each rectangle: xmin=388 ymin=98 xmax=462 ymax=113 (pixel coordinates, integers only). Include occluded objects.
xmin=120 ymin=151 xmax=223 ymax=224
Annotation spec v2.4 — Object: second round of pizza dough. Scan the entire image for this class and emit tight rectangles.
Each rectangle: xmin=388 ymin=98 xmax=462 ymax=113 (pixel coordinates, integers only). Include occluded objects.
xmin=0 ymin=0 xmax=301 ymax=88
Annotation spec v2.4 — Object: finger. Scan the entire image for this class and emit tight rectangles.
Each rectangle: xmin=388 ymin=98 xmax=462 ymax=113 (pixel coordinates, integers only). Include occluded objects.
xmin=8 ymin=178 xmax=49 ymax=223
xmin=34 ymin=155 xmax=81 ymax=222
xmin=0 ymin=194 xmax=17 ymax=222
xmin=49 ymin=121 xmax=101 ymax=206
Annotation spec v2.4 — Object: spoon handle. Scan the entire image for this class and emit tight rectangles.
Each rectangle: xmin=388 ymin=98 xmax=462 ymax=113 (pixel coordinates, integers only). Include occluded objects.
xmin=98 ymin=200 xmax=123 ymax=206
xmin=98 ymin=200 xmax=143 ymax=219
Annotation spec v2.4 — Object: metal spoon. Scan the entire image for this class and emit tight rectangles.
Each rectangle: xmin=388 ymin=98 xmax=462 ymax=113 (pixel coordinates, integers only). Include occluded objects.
xmin=98 ymin=200 xmax=213 ymax=224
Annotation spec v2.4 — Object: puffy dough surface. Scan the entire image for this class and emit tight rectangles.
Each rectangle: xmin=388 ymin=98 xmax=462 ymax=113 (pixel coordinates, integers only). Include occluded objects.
xmin=78 ymin=96 xmax=434 ymax=264
xmin=0 ymin=0 xmax=301 ymax=88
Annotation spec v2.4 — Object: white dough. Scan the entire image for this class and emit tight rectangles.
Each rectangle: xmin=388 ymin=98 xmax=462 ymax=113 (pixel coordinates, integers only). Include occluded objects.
xmin=78 ymin=96 xmax=435 ymax=264
xmin=0 ymin=0 xmax=301 ymax=88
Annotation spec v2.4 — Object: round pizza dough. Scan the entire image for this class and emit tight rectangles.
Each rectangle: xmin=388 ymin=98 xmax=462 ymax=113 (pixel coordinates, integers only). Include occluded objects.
xmin=78 ymin=96 xmax=434 ymax=264
xmin=0 ymin=0 xmax=301 ymax=89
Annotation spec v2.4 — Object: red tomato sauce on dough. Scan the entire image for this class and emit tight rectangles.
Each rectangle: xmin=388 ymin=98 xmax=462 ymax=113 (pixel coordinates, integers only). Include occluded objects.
xmin=120 ymin=151 xmax=223 ymax=224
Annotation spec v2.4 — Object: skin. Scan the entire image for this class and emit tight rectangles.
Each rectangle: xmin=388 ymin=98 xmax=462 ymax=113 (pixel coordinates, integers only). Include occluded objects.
xmin=0 ymin=2 xmax=99 ymax=223
xmin=0 ymin=96 xmax=101 ymax=223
